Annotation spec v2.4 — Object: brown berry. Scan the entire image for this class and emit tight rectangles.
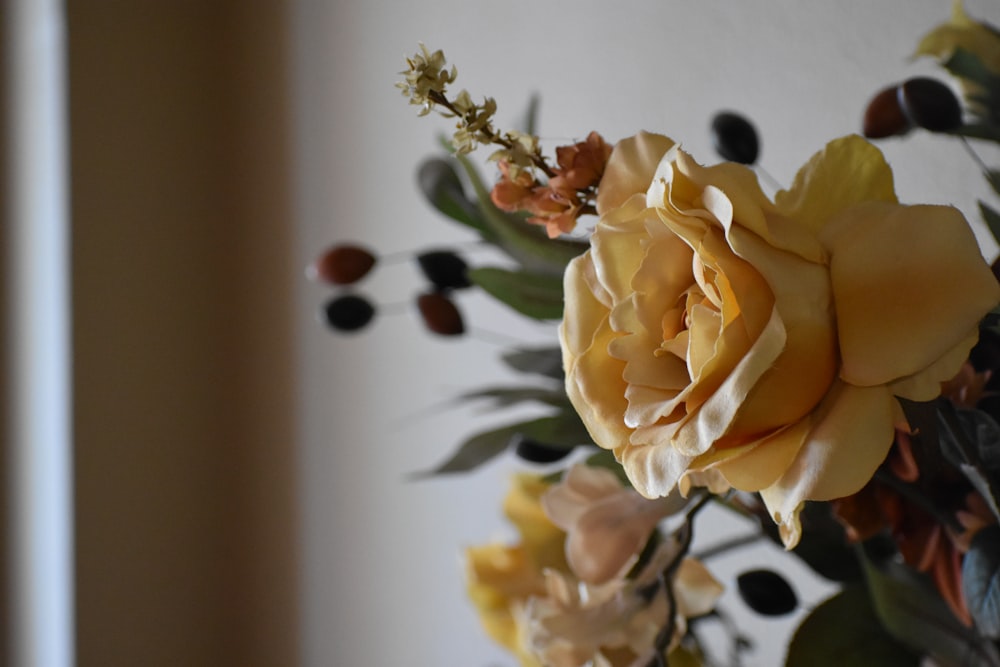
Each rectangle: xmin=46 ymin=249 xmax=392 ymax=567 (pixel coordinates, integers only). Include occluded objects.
xmin=862 ymin=85 xmax=911 ymax=139
xmin=416 ymin=292 xmax=464 ymax=336
xmin=309 ymin=244 xmax=376 ymax=285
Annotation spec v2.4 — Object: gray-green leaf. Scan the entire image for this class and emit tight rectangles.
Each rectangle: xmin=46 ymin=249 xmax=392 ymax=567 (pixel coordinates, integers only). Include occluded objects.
xmin=470 ymin=266 xmax=565 ymax=320
xmin=963 ymin=524 xmax=1000 ymax=639
xmin=785 ymin=585 xmax=918 ymax=667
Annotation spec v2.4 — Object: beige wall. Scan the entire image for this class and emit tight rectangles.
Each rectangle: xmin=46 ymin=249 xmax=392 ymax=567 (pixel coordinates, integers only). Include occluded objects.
xmin=68 ymin=2 xmax=297 ymax=664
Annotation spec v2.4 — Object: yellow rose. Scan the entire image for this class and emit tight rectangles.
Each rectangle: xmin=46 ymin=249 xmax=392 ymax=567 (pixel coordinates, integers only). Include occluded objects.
xmin=465 ymin=474 xmax=567 ymax=666
xmin=560 ymin=131 xmax=1000 ymax=547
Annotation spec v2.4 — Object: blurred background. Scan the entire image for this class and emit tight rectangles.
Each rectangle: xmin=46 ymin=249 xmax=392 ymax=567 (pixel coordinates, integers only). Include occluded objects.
xmin=4 ymin=0 xmax=1000 ymax=665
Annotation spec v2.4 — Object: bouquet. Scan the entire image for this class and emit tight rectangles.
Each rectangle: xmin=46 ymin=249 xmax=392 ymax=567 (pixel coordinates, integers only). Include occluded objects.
xmin=313 ymin=4 xmax=1000 ymax=665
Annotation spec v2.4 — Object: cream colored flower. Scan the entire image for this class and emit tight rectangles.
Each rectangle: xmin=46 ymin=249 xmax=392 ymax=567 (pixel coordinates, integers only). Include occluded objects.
xmin=525 ymin=540 xmax=722 ymax=666
xmin=542 ymin=463 xmax=687 ymax=584
xmin=396 ymin=44 xmax=457 ymax=115
xmin=561 ymin=131 xmax=1000 ymax=547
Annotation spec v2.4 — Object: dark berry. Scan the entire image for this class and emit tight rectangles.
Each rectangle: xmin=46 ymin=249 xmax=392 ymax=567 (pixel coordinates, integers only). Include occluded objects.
xmin=711 ymin=111 xmax=760 ymax=164
xmin=417 ymin=250 xmax=471 ymax=290
xmin=322 ymin=294 xmax=375 ymax=332
xmin=899 ymin=77 xmax=963 ymax=133
xmin=736 ymin=569 xmax=798 ymax=616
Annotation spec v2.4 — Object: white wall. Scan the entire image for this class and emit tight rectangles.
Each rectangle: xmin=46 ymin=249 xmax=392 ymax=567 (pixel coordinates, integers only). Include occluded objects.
xmin=294 ymin=2 xmax=1000 ymax=665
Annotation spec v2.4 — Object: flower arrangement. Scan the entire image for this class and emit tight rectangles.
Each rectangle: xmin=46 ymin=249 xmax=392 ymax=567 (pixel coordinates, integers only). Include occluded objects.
xmin=314 ymin=3 xmax=1000 ymax=665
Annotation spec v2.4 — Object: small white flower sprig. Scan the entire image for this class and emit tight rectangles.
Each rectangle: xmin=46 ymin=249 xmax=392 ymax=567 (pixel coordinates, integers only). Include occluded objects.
xmin=396 ymin=44 xmax=549 ymax=172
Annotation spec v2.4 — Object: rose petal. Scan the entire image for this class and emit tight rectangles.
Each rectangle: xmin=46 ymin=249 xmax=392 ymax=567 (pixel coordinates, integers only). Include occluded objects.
xmin=620 ymin=440 xmax=695 ymax=499
xmin=670 ymin=306 xmax=787 ymax=456
xmin=592 ymin=199 xmax=658 ymax=304
xmin=562 ymin=257 xmax=632 ymax=450
xmin=890 ymin=327 xmax=980 ymax=401
xmin=565 ymin=316 xmax=632 ymax=450
xmin=596 ymin=132 xmax=676 ymax=215
xmin=774 ymin=135 xmax=897 ymax=235
xmin=759 ymin=381 xmax=897 ymax=548
xmin=822 ymin=202 xmax=1000 ymax=387
xmin=695 ymin=417 xmax=811 ymax=492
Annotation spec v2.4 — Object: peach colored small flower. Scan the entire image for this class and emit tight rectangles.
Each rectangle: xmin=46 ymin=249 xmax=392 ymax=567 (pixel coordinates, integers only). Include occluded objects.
xmin=550 ymin=131 xmax=613 ymax=193
xmin=542 ymin=463 xmax=687 ymax=584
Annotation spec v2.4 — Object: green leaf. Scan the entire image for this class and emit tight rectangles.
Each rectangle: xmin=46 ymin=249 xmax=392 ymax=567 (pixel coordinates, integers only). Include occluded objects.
xmin=410 ymin=422 xmax=520 ymax=477
xmin=501 ymin=346 xmax=564 ymax=380
xmin=452 ymin=150 xmax=588 ymax=275
xmin=457 ymin=385 xmax=568 ymax=409
xmin=469 ymin=266 xmax=565 ymax=320
xmin=411 ymin=413 xmax=591 ymax=478
xmin=416 ymin=157 xmax=490 ymax=235
xmin=945 ymin=49 xmax=1000 ymax=91
xmin=519 ymin=93 xmax=540 ymax=135
xmin=862 ymin=543 xmax=1000 ymax=666
xmin=980 ymin=201 xmax=1000 ymax=247
xmin=964 ymin=524 xmax=1000 ymax=639
xmin=785 ymin=586 xmax=918 ymax=667
xmin=936 ymin=402 xmax=1000 ymax=522
xmin=943 ymin=48 xmax=1000 ymax=122
xmin=515 ymin=411 xmax=592 ymax=448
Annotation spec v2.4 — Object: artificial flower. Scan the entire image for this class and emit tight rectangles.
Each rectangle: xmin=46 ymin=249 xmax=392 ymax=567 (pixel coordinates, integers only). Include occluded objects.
xmin=525 ymin=540 xmax=721 ymax=666
xmin=541 ymin=462 xmax=687 ymax=584
xmin=465 ymin=474 xmax=568 ymax=665
xmin=915 ymin=1 xmax=1000 ymax=81
xmin=560 ymin=131 xmax=1000 ymax=548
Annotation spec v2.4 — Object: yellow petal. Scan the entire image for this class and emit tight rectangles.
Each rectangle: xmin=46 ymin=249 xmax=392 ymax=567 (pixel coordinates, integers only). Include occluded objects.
xmin=562 ymin=256 xmax=633 ymax=450
xmin=671 ymin=306 xmax=787 ymax=456
xmin=596 ymin=132 xmax=676 ymax=215
xmin=591 ymin=200 xmax=658 ymax=304
xmin=822 ymin=202 xmax=1000 ymax=387
xmin=699 ymin=418 xmax=811 ymax=492
xmin=721 ymin=224 xmax=838 ymax=436
xmin=890 ymin=327 xmax=980 ymax=401
xmin=565 ymin=317 xmax=631 ymax=450
xmin=620 ymin=441 xmax=694 ymax=499
xmin=774 ymin=135 xmax=897 ymax=237
xmin=759 ymin=382 xmax=896 ymax=548
xmin=465 ymin=544 xmax=545 ymax=651
xmin=915 ymin=1 xmax=1000 ymax=77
